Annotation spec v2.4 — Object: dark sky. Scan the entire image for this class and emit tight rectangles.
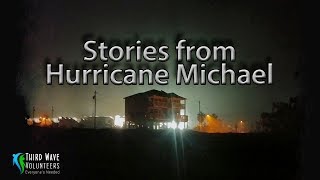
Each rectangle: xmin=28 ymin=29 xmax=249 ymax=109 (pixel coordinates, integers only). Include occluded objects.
xmin=17 ymin=0 xmax=302 ymax=128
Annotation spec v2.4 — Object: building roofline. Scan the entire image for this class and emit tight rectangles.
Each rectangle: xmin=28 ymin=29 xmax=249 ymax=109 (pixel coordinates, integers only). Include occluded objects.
xmin=124 ymin=89 xmax=186 ymax=99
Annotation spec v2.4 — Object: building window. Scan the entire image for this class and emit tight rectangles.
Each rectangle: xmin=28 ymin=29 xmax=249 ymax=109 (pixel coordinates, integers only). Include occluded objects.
xmin=180 ymin=109 xmax=185 ymax=116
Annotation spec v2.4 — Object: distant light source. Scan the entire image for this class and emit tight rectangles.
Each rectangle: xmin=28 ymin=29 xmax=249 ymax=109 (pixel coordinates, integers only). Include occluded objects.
xmin=114 ymin=115 xmax=125 ymax=128
xmin=168 ymin=121 xmax=177 ymax=129
xmin=52 ymin=118 xmax=59 ymax=123
xmin=34 ymin=118 xmax=40 ymax=123
xmin=178 ymin=123 xmax=184 ymax=130
xmin=27 ymin=118 xmax=33 ymax=126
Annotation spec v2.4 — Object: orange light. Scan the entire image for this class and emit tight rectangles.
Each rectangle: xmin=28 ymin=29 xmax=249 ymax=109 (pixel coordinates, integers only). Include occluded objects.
xmin=27 ymin=119 xmax=33 ymax=126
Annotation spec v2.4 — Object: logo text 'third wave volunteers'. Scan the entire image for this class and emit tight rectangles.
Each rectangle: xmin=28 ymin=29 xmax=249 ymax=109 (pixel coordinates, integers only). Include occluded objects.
xmin=13 ymin=153 xmax=60 ymax=174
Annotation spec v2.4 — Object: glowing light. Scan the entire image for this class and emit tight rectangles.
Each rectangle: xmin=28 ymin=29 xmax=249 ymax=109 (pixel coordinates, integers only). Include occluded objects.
xmin=34 ymin=118 xmax=40 ymax=123
xmin=52 ymin=118 xmax=59 ymax=123
xmin=114 ymin=115 xmax=125 ymax=128
xmin=45 ymin=118 xmax=52 ymax=126
xmin=27 ymin=118 xmax=33 ymax=126
xmin=168 ymin=121 xmax=177 ymax=129
xmin=38 ymin=117 xmax=52 ymax=127
xmin=178 ymin=122 xmax=184 ymax=130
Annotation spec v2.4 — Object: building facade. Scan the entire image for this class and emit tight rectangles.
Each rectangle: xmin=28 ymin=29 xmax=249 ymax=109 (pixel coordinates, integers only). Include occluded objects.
xmin=124 ymin=89 xmax=188 ymax=129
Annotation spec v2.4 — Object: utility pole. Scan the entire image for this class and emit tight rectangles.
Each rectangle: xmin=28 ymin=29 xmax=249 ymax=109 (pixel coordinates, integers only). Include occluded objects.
xmin=198 ymin=101 xmax=201 ymax=130
xmin=51 ymin=106 xmax=54 ymax=119
xmin=93 ymin=90 xmax=97 ymax=129
xmin=32 ymin=106 xmax=35 ymax=118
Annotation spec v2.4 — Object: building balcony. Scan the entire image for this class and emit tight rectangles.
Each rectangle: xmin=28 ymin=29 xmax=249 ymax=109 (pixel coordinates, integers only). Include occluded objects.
xmin=172 ymin=104 xmax=185 ymax=109
xmin=176 ymin=115 xmax=188 ymax=122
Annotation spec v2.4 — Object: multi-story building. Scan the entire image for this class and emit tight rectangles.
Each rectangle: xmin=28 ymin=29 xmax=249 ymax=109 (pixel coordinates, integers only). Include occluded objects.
xmin=124 ymin=89 xmax=188 ymax=129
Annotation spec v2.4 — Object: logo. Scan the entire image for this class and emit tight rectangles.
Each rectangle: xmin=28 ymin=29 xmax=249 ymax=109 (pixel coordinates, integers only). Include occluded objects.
xmin=12 ymin=152 xmax=61 ymax=175
xmin=13 ymin=153 xmax=25 ymax=174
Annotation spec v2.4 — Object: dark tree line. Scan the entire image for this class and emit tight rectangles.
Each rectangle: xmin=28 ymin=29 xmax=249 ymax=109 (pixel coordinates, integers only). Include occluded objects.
xmin=256 ymin=96 xmax=304 ymax=135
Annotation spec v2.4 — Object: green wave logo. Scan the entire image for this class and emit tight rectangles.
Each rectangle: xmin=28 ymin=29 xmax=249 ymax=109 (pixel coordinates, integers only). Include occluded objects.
xmin=13 ymin=153 xmax=25 ymax=174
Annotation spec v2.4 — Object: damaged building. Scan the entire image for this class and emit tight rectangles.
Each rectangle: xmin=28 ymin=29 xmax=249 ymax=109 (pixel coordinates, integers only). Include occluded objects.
xmin=124 ymin=89 xmax=188 ymax=129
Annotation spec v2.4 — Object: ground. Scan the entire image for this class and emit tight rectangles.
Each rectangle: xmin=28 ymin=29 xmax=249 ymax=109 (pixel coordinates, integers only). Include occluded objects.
xmin=6 ymin=127 xmax=301 ymax=180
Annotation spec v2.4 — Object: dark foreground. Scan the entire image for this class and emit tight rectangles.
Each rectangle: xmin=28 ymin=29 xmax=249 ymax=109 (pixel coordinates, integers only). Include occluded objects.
xmin=6 ymin=127 xmax=301 ymax=179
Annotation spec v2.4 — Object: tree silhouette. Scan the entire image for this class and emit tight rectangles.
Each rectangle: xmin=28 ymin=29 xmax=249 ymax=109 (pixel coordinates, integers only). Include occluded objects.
xmin=210 ymin=113 xmax=218 ymax=119
xmin=257 ymin=96 xmax=302 ymax=135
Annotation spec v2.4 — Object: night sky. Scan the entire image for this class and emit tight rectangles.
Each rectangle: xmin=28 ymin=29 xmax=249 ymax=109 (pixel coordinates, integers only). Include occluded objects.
xmin=17 ymin=0 xmax=302 ymax=128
